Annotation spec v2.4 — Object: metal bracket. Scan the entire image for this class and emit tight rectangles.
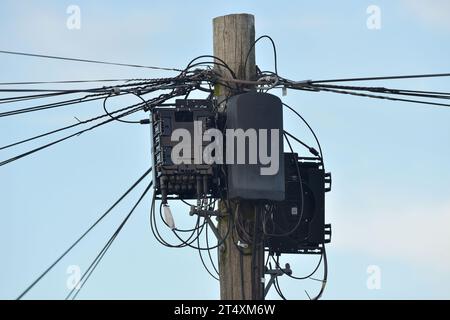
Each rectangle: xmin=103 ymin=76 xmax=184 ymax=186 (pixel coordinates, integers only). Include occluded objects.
xmin=324 ymin=172 xmax=332 ymax=192
xmin=324 ymin=224 xmax=332 ymax=243
xmin=190 ymin=206 xmax=225 ymax=248
xmin=264 ymin=262 xmax=292 ymax=298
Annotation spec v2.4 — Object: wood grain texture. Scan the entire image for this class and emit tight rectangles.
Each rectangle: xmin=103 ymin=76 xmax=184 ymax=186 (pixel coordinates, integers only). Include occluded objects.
xmin=213 ymin=14 xmax=264 ymax=300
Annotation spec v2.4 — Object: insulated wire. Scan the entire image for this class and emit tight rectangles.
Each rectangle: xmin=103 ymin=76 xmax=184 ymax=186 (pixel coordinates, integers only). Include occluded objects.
xmin=1 ymin=89 xmax=186 ymax=165
xmin=262 ymin=133 xmax=304 ymax=237
xmin=313 ymin=86 xmax=450 ymax=108
xmin=0 ymin=92 xmax=110 ymax=117
xmin=310 ymin=72 xmax=450 ymax=83
xmin=16 ymin=167 xmax=152 ymax=299
xmin=310 ymin=84 xmax=450 ymax=100
xmin=0 ymin=97 xmax=142 ymax=150
xmin=0 ymin=104 xmax=144 ymax=167
xmin=0 ymin=79 xmax=147 ymax=86
xmin=0 ymin=50 xmax=183 ymax=72
xmin=282 ymin=102 xmax=325 ymax=169
xmin=196 ymin=224 xmax=219 ymax=281
xmin=244 ymin=35 xmax=278 ymax=76
xmin=205 ymin=223 xmax=220 ymax=276
xmin=67 ymin=181 xmax=153 ymax=300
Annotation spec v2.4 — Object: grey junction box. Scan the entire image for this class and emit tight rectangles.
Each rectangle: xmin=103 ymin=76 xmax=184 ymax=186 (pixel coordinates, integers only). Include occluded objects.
xmin=225 ymin=92 xmax=285 ymax=201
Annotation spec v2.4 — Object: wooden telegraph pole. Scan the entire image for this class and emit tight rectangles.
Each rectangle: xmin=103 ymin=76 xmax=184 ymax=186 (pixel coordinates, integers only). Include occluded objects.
xmin=213 ymin=13 xmax=265 ymax=300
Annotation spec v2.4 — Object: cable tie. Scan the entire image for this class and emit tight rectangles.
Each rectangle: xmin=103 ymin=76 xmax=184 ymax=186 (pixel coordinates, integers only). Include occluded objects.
xmin=292 ymin=79 xmax=312 ymax=86
xmin=237 ymin=241 xmax=248 ymax=249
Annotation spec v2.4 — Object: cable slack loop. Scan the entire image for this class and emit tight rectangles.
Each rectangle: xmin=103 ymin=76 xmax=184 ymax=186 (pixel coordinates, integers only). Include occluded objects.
xmin=244 ymin=35 xmax=279 ymax=77
xmin=102 ymin=88 xmax=142 ymax=124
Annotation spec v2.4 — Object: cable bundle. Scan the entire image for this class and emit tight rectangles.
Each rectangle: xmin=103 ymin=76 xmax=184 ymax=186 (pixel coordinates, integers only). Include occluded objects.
xmin=1 ymin=37 xmax=449 ymax=300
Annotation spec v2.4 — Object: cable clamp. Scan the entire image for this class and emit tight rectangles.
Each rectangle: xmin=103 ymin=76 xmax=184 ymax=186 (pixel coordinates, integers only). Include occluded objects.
xmin=292 ymin=79 xmax=312 ymax=86
xmin=111 ymin=86 xmax=121 ymax=95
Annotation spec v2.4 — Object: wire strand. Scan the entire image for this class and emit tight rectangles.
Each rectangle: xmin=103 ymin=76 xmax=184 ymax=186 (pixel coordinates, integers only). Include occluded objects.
xmin=0 ymin=104 xmax=144 ymax=167
xmin=314 ymin=86 xmax=450 ymax=108
xmin=0 ymin=50 xmax=182 ymax=72
xmin=67 ymin=181 xmax=153 ymax=300
xmin=310 ymin=72 xmax=450 ymax=83
xmin=16 ymin=167 xmax=152 ymax=299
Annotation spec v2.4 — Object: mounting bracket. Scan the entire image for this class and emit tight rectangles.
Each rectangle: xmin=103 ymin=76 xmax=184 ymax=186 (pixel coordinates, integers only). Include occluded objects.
xmin=264 ymin=262 xmax=292 ymax=298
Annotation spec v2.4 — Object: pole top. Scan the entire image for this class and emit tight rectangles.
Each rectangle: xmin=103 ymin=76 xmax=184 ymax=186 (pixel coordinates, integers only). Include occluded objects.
xmin=213 ymin=13 xmax=254 ymax=22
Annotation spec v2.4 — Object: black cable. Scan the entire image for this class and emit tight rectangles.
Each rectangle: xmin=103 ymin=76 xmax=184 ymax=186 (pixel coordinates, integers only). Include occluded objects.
xmin=181 ymin=57 xmax=239 ymax=93
xmin=244 ymin=35 xmax=278 ymax=77
xmin=0 ymin=92 xmax=110 ymax=118
xmin=172 ymin=222 xmax=226 ymax=251
xmin=0 ymin=97 xmax=144 ymax=150
xmin=0 ymin=79 xmax=171 ymax=117
xmin=263 ymin=134 xmax=304 ymax=238
xmin=102 ymin=89 xmax=154 ymax=124
xmin=1 ymin=88 xmax=185 ymax=166
xmin=205 ymin=221 xmax=220 ymax=276
xmin=141 ymin=86 xmax=192 ymax=112
xmin=179 ymin=199 xmax=194 ymax=207
xmin=274 ymin=253 xmax=323 ymax=281
xmin=158 ymin=201 xmax=204 ymax=234
xmin=310 ymin=72 xmax=450 ymax=84
xmin=16 ymin=167 xmax=152 ymax=299
xmin=0 ymin=88 xmax=107 ymax=93
xmin=157 ymin=198 xmax=232 ymax=251
xmin=264 ymin=253 xmax=270 ymax=267
xmin=150 ymin=195 xmax=206 ymax=248
xmin=274 ymin=276 xmax=287 ymax=300
xmin=272 ymin=248 xmax=328 ymax=300
xmin=282 ymin=102 xmax=325 ymax=169
xmin=0 ymin=103 xmax=144 ymax=167
xmin=381 ymin=88 xmax=450 ymax=96
xmin=0 ymin=79 xmax=166 ymax=100
xmin=102 ymin=94 xmax=141 ymax=124
xmin=313 ymin=86 xmax=450 ymax=108
xmin=196 ymin=224 xmax=219 ymax=281
xmin=310 ymin=84 xmax=450 ymax=100
xmin=150 ymin=194 xmax=184 ymax=247
xmin=309 ymin=246 xmax=328 ymax=300
xmin=0 ymin=79 xmax=146 ymax=86
xmin=0 ymin=91 xmax=77 ymax=104
xmin=168 ymin=209 xmax=231 ymax=250
xmin=0 ymin=50 xmax=182 ymax=72
xmin=183 ymin=55 xmax=237 ymax=79
xmin=283 ymin=130 xmax=320 ymax=157
xmin=67 ymin=181 xmax=153 ymax=300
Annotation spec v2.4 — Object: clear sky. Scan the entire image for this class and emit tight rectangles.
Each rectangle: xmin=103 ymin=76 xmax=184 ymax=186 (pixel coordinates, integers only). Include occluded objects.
xmin=0 ymin=0 xmax=449 ymax=300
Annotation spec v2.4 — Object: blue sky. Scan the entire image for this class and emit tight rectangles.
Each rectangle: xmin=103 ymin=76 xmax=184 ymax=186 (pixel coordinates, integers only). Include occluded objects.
xmin=0 ymin=0 xmax=449 ymax=299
